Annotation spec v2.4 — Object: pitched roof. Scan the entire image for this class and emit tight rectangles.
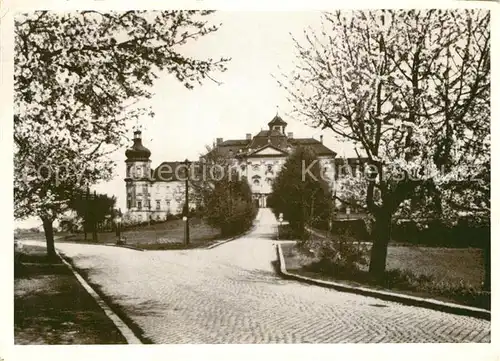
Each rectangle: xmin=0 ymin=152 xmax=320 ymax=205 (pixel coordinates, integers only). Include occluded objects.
xmin=205 ymin=114 xmax=336 ymax=159
xmin=209 ymin=136 xmax=336 ymax=158
xmin=333 ymin=157 xmax=369 ymax=166
xmin=246 ymin=129 xmax=286 ymax=149
xmin=151 ymin=161 xmax=202 ymax=182
xmin=219 ymin=139 xmax=251 ymax=146
xmin=288 ymin=138 xmax=336 ymax=156
xmin=208 ymin=143 xmax=249 ymax=158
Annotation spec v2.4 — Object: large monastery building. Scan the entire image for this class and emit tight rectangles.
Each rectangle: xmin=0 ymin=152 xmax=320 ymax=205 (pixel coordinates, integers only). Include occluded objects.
xmin=124 ymin=113 xmax=337 ymax=222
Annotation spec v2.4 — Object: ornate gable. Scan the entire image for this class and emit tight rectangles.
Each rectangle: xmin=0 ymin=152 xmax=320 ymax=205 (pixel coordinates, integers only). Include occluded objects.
xmin=247 ymin=144 xmax=288 ymax=157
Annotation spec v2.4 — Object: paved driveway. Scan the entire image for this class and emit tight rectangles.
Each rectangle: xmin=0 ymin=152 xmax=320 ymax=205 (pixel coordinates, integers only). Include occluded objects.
xmin=34 ymin=209 xmax=490 ymax=343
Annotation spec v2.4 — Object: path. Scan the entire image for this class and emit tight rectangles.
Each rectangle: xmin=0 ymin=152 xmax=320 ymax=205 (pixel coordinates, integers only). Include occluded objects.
xmin=23 ymin=209 xmax=490 ymax=343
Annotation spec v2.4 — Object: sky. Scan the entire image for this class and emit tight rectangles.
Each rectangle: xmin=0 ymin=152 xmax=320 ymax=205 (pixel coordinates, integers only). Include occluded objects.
xmin=16 ymin=11 xmax=358 ymax=228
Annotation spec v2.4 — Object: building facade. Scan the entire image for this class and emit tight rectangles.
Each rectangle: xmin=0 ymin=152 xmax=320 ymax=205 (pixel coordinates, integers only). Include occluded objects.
xmin=206 ymin=114 xmax=337 ymax=207
xmin=124 ymin=130 xmax=197 ymax=223
xmin=124 ymin=114 xmax=338 ymax=222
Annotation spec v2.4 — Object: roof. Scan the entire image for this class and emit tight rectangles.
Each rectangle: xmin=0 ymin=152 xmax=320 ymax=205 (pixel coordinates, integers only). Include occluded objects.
xmin=248 ymin=130 xmax=287 ymax=150
xmin=334 ymin=157 xmax=369 ymax=166
xmin=268 ymin=115 xmax=287 ymax=127
xmin=205 ymin=139 xmax=251 ymax=158
xmin=209 ymin=136 xmax=336 ymax=158
xmin=219 ymin=139 xmax=251 ymax=146
xmin=125 ymin=135 xmax=151 ymax=161
xmin=151 ymin=161 xmax=202 ymax=182
xmin=288 ymin=138 xmax=336 ymax=156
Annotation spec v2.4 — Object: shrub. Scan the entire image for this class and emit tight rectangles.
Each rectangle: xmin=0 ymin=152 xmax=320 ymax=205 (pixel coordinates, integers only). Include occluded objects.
xmin=330 ymin=219 xmax=371 ymax=241
xmin=203 ymin=175 xmax=257 ymax=237
xmin=305 ymin=233 xmax=369 ymax=273
xmin=219 ymin=198 xmax=257 ymax=236
xmin=269 ymin=146 xmax=332 ymax=237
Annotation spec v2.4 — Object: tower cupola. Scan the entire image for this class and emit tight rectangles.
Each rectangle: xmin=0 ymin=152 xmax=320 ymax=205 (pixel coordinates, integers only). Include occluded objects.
xmin=267 ymin=114 xmax=287 ymax=135
xmin=125 ymin=130 xmax=151 ymax=161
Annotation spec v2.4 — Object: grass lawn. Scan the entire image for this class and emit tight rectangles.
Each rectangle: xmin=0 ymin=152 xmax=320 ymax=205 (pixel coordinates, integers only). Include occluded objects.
xmin=61 ymin=217 xmax=221 ymax=249
xmin=15 ymin=232 xmax=58 ymax=241
xmin=293 ymin=224 xmax=485 ymax=289
xmin=383 ymin=246 xmax=484 ymax=288
xmin=15 ymin=244 xmax=127 ymax=344
xmin=15 ymin=244 xmax=63 ymax=264
xmin=281 ymin=242 xmax=488 ymax=309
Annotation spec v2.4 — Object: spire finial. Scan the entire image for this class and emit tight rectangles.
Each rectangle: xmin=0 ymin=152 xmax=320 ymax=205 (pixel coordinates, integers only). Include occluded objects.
xmin=276 ymin=105 xmax=279 ymax=116
xmin=133 ymin=118 xmax=142 ymax=133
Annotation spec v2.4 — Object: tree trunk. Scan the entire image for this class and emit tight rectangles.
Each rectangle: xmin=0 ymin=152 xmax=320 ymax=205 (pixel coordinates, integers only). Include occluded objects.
xmin=483 ymin=239 xmax=491 ymax=291
xmin=92 ymin=221 xmax=98 ymax=242
xmin=42 ymin=217 xmax=57 ymax=259
xmin=369 ymin=212 xmax=392 ymax=277
xmin=310 ymin=195 xmax=315 ymax=224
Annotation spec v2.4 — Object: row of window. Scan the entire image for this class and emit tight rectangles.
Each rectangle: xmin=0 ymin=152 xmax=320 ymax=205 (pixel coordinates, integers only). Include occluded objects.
xmin=251 ymin=176 xmax=273 ymax=187
xmin=127 ymin=199 xmax=182 ymax=210
xmin=134 ymin=214 xmax=166 ymax=222
xmin=127 ymin=165 xmax=150 ymax=178
xmin=246 ymin=164 xmax=276 ymax=172
xmin=127 ymin=185 xmax=178 ymax=195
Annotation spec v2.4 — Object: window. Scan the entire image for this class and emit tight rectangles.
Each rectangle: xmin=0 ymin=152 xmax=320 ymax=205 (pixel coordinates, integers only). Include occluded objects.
xmin=137 ymin=214 xmax=143 ymax=222
xmin=252 ymin=176 xmax=261 ymax=187
xmin=241 ymin=164 xmax=246 ymax=171
xmin=252 ymin=164 xmax=260 ymax=171
xmin=266 ymin=165 xmax=273 ymax=174
xmin=136 ymin=166 xmax=143 ymax=177
xmin=137 ymin=201 xmax=142 ymax=210
xmin=127 ymin=200 xmax=131 ymax=209
xmin=156 ymin=200 xmax=161 ymax=210
xmin=266 ymin=178 xmax=272 ymax=185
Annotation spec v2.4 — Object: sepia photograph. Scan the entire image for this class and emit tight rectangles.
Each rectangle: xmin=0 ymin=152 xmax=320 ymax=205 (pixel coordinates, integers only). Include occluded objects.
xmin=6 ymin=2 xmax=494 ymax=353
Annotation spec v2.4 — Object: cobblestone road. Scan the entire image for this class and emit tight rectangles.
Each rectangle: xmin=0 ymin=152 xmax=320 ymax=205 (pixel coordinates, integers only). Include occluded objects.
xmin=47 ymin=209 xmax=490 ymax=343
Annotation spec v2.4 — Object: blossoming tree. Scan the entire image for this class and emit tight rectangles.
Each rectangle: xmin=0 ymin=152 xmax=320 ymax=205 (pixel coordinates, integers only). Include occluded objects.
xmin=14 ymin=11 xmax=229 ymax=257
xmin=279 ymin=9 xmax=490 ymax=277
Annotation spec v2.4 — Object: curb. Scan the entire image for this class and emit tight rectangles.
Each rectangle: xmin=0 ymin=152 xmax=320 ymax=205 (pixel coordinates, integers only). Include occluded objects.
xmin=206 ymin=211 xmax=263 ymax=250
xmin=206 ymin=225 xmax=257 ymax=249
xmin=109 ymin=243 xmax=145 ymax=252
xmin=275 ymin=244 xmax=490 ymax=321
xmin=56 ymin=251 xmax=143 ymax=344
xmin=19 ymin=262 xmax=66 ymax=267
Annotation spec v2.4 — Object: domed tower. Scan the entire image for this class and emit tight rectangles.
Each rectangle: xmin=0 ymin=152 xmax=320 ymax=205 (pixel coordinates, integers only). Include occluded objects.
xmin=125 ymin=129 xmax=152 ymax=218
xmin=268 ymin=114 xmax=287 ymax=135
